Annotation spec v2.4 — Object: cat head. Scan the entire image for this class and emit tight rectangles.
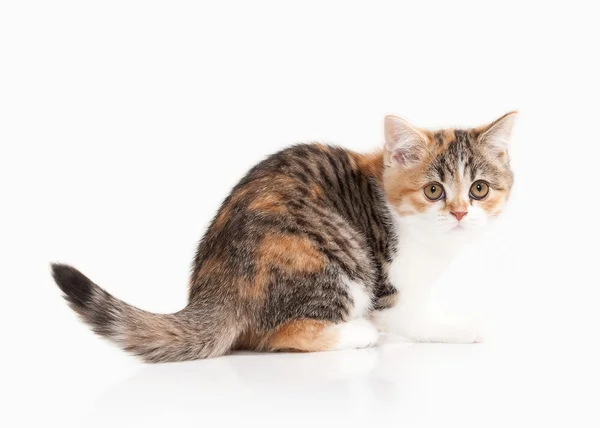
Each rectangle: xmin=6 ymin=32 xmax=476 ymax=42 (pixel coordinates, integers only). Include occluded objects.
xmin=382 ymin=112 xmax=516 ymax=239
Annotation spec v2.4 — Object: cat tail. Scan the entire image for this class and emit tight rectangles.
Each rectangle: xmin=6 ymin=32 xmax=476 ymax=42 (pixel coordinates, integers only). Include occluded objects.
xmin=51 ymin=263 xmax=236 ymax=363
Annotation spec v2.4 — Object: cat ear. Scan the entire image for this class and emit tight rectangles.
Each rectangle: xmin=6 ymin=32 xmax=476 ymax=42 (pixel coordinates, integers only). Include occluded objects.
xmin=384 ymin=115 xmax=428 ymax=167
xmin=477 ymin=111 xmax=518 ymax=158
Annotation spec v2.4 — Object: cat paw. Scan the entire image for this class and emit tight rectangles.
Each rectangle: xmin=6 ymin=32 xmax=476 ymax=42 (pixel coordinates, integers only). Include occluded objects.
xmin=333 ymin=319 xmax=379 ymax=350
xmin=437 ymin=320 xmax=482 ymax=344
xmin=451 ymin=315 xmax=484 ymax=343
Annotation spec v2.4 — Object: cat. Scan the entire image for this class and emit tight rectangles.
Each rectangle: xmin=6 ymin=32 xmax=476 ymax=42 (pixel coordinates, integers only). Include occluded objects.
xmin=51 ymin=112 xmax=516 ymax=362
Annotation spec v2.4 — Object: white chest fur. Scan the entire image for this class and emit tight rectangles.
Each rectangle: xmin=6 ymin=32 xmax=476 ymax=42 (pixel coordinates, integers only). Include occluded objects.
xmin=372 ymin=223 xmax=481 ymax=343
xmin=387 ymin=231 xmax=457 ymax=312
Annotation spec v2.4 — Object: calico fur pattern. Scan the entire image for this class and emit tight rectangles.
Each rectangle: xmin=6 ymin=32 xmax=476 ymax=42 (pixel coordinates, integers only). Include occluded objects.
xmin=52 ymin=114 xmax=515 ymax=362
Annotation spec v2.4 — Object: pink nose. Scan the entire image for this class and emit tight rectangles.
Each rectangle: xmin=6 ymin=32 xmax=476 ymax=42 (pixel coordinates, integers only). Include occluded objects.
xmin=451 ymin=211 xmax=468 ymax=221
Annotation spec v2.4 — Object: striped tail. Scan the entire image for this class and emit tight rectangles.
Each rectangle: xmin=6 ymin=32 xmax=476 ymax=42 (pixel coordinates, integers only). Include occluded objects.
xmin=51 ymin=263 xmax=236 ymax=362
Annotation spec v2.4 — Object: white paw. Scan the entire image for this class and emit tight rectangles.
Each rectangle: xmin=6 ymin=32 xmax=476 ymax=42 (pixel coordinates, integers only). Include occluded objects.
xmin=440 ymin=321 xmax=481 ymax=344
xmin=333 ymin=319 xmax=379 ymax=350
xmin=444 ymin=314 xmax=484 ymax=344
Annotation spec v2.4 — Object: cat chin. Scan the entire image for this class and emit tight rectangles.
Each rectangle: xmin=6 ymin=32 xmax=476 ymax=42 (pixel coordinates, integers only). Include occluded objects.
xmin=412 ymin=223 xmax=486 ymax=247
xmin=443 ymin=228 xmax=479 ymax=244
xmin=396 ymin=225 xmax=481 ymax=249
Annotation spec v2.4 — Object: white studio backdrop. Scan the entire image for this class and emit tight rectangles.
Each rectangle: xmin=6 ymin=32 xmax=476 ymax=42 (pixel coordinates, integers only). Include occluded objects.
xmin=1 ymin=1 xmax=599 ymax=427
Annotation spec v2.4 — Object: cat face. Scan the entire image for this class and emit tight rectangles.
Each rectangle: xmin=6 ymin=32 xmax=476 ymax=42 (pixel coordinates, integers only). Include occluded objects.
xmin=382 ymin=113 xmax=516 ymax=239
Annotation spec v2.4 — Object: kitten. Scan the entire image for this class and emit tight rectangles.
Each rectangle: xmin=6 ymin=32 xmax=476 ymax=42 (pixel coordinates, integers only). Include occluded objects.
xmin=52 ymin=112 xmax=516 ymax=362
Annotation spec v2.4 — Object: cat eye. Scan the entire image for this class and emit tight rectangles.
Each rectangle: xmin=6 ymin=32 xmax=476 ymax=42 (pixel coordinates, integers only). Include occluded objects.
xmin=470 ymin=180 xmax=490 ymax=200
xmin=423 ymin=182 xmax=445 ymax=201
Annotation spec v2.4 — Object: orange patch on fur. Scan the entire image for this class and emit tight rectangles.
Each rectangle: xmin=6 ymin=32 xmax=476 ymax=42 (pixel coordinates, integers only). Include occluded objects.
xmin=355 ymin=151 xmax=384 ymax=183
xmin=479 ymin=190 xmax=508 ymax=216
xmin=441 ymin=129 xmax=455 ymax=146
xmin=383 ymin=164 xmax=430 ymax=214
xmin=248 ymin=192 xmax=287 ymax=214
xmin=216 ymin=175 xmax=300 ymax=224
xmin=381 ymin=129 xmax=460 ymax=216
xmin=240 ymin=233 xmax=325 ymax=299
xmin=194 ymin=256 xmax=222 ymax=280
xmin=311 ymin=184 xmax=323 ymax=199
xmin=213 ymin=204 xmax=232 ymax=229
xmin=241 ymin=266 xmax=270 ymax=300
xmin=258 ymin=234 xmax=325 ymax=274
xmin=266 ymin=319 xmax=336 ymax=352
xmin=315 ymin=143 xmax=331 ymax=153
xmin=213 ymin=186 xmax=252 ymax=228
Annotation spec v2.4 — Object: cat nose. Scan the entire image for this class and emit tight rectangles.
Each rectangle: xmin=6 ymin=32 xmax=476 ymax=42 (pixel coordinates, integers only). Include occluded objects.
xmin=451 ymin=211 xmax=468 ymax=221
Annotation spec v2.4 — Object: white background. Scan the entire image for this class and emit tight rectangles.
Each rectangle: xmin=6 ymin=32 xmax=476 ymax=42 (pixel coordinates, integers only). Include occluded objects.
xmin=1 ymin=1 xmax=599 ymax=427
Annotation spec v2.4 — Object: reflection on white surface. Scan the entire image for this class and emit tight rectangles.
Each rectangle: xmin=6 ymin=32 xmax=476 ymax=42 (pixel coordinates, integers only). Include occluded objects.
xmin=80 ymin=339 xmax=560 ymax=428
